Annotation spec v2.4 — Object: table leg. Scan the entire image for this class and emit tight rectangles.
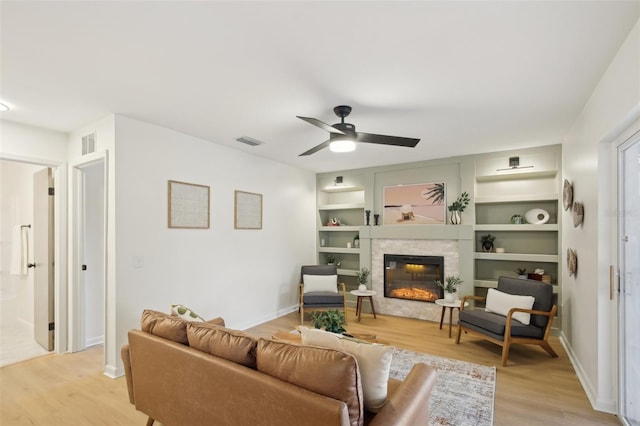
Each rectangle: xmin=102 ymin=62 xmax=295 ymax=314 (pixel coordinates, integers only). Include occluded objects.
xmin=356 ymin=296 xmax=362 ymax=322
xmin=448 ymin=307 xmax=454 ymax=338
xmin=439 ymin=306 xmax=446 ymax=330
xmin=368 ymin=296 xmax=377 ymax=319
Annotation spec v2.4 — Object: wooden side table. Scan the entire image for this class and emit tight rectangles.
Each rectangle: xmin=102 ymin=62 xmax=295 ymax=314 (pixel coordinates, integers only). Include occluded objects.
xmin=435 ymin=299 xmax=469 ymax=338
xmin=350 ymin=290 xmax=377 ymax=322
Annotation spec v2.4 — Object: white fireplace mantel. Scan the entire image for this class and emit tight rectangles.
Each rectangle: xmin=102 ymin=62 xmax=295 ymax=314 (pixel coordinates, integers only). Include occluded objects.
xmin=359 ymin=224 xmax=473 ymax=241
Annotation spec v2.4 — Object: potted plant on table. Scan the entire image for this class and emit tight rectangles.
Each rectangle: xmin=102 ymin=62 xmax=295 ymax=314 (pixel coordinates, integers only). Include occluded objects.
xmin=310 ymin=310 xmax=346 ymax=334
xmin=448 ymin=191 xmax=470 ymax=224
xmin=480 ymin=234 xmax=496 ymax=252
xmin=357 ymin=267 xmax=370 ymax=292
xmin=435 ymin=275 xmax=463 ymax=303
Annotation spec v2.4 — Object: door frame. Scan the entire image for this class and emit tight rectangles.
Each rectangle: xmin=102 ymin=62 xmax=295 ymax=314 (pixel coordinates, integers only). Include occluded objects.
xmin=0 ymin=153 xmax=68 ymax=355
xmin=616 ymin=129 xmax=640 ymax=424
xmin=69 ymin=151 xmax=108 ymax=356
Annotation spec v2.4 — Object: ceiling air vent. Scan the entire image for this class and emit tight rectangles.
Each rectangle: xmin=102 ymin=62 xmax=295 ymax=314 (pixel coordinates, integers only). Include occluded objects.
xmin=82 ymin=132 xmax=96 ymax=155
xmin=236 ymin=136 xmax=264 ymax=147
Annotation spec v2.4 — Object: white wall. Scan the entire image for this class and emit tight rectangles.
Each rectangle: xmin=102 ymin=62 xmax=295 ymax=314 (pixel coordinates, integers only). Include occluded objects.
xmin=111 ymin=115 xmax=316 ymax=375
xmin=0 ymin=120 xmax=68 ymax=164
xmin=0 ymin=160 xmax=43 ymax=327
xmin=561 ymin=17 xmax=640 ymax=412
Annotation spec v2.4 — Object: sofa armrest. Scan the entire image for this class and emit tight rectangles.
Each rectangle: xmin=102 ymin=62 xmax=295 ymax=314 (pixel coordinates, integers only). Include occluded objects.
xmin=121 ymin=344 xmax=135 ymax=405
xmin=369 ymin=363 xmax=436 ymax=426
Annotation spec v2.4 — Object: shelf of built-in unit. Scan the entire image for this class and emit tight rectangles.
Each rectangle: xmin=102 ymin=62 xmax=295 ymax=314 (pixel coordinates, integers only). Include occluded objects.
xmin=337 ymin=269 xmax=359 ymax=277
xmin=318 ymin=203 xmax=365 ymax=211
xmin=474 ymin=279 xmax=559 ymax=292
xmin=474 ymin=252 xmax=558 ymax=262
xmin=319 ymin=226 xmax=361 ymax=232
xmin=474 ymin=193 xmax=559 ymax=204
xmin=474 ymin=224 xmax=558 ymax=232
xmin=319 ymin=247 xmax=361 ymax=255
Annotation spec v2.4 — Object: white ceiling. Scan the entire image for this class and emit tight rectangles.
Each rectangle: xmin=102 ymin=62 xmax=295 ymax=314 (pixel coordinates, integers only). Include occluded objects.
xmin=1 ymin=1 xmax=638 ymax=173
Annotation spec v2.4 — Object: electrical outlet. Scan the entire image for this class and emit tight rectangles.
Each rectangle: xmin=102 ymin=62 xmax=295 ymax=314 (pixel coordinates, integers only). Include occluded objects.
xmin=133 ymin=256 xmax=144 ymax=269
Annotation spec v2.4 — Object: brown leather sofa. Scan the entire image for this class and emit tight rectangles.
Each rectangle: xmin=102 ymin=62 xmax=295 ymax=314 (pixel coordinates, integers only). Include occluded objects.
xmin=122 ymin=310 xmax=436 ymax=426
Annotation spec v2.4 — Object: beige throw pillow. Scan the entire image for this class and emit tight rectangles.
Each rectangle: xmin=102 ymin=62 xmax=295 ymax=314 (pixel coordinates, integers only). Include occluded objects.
xmin=300 ymin=327 xmax=394 ymax=412
xmin=303 ymin=274 xmax=338 ymax=293
xmin=485 ymin=288 xmax=535 ymax=325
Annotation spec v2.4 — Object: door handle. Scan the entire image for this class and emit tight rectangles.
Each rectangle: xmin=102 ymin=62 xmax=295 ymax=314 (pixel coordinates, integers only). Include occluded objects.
xmin=27 ymin=263 xmax=36 ymax=269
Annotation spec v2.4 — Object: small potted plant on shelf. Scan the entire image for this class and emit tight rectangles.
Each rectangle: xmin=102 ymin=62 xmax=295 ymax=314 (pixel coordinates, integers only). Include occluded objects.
xmin=357 ymin=267 xmax=370 ymax=292
xmin=434 ymin=275 xmax=463 ymax=303
xmin=326 ymin=254 xmax=337 ymax=265
xmin=516 ymin=268 xmax=527 ymax=279
xmin=310 ymin=310 xmax=346 ymax=334
xmin=480 ymin=234 xmax=496 ymax=252
xmin=448 ymin=191 xmax=470 ymax=224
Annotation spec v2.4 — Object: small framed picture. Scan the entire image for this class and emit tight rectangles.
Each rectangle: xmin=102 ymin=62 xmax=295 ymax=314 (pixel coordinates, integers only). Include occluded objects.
xmin=168 ymin=180 xmax=210 ymax=229
xmin=234 ymin=190 xmax=263 ymax=229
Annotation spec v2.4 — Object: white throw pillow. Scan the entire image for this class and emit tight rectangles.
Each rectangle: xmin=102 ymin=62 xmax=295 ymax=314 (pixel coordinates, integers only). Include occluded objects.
xmin=170 ymin=304 xmax=205 ymax=322
xmin=485 ymin=288 xmax=535 ymax=325
xmin=300 ymin=327 xmax=394 ymax=412
xmin=303 ymin=274 xmax=338 ymax=294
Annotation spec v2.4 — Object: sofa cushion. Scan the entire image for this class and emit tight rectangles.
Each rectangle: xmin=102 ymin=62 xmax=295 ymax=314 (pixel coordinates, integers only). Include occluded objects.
xmin=485 ymin=288 xmax=535 ymax=325
xmin=187 ymin=322 xmax=258 ymax=368
xmin=170 ymin=304 xmax=205 ymax=322
xmin=303 ymin=274 xmax=338 ymax=294
xmin=141 ymin=309 xmax=190 ymax=344
xmin=300 ymin=327 xmax=394 ymax=413
xmin=459 ymin=309 xmax=544 ymax=339
xmin=256 ymin=338 xmax=363 ymax=426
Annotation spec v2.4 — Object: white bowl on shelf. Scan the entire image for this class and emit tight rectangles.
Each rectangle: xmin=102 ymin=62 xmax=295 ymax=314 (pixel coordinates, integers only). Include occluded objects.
xmin=525 ymin=208 xmax=550 ymax=225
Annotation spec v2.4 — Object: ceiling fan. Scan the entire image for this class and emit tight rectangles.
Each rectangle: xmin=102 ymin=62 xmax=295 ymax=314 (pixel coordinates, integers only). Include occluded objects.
xmin=297 ymin=105 xmax=420 ymax=156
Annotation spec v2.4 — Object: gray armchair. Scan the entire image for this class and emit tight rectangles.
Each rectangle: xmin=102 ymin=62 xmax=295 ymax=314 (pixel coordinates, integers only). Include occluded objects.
xmin=299 ymin=265 xmax=346 ymax=324
xmin=456 ymin=276 xmax=558 ymax=366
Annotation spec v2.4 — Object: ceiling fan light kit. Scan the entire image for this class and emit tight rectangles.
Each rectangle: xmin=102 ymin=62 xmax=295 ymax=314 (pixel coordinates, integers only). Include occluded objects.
xmin=298 ymin=105 xmax=420 ymax=156
xmin=329 ymin=138 xmax=356 ymax=153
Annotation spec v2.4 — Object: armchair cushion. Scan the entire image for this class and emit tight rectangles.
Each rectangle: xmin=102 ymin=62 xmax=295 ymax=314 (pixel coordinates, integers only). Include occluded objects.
xmin=303 ymin=274 xmax=338 ymax=293
xmin=459 ymin=309 xmax=544 ymax=340
xmin=497 ymin=277 xmax=553 ymax=328
xmin=303 ymin=291 xmax=344 ymax=306
xmin=485 ymin=288 xmax=535 ymax=325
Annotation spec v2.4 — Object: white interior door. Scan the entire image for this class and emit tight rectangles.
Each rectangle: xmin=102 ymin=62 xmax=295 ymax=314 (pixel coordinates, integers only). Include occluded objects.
xmin=619 ymin=136 xmax=639 ymax=425
xmin=33 ymin=167 xmax=54 ymax=351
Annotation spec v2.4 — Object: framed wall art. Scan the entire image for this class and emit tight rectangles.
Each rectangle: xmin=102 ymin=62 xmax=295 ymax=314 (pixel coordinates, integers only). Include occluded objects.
xmin=383 ymin=182 xmax=446 ymax=225
xmin=168 ymin=180 xmax=210 ymax=229
xmin=234 ymin=190 xmax=263 ymax=229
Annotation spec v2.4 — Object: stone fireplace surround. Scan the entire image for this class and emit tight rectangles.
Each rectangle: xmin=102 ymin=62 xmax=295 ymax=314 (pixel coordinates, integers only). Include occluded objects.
xmin=358 ymin=225 xmax=473 ymax=324
xmin=372 ymin=239 xmax=459 ymax=323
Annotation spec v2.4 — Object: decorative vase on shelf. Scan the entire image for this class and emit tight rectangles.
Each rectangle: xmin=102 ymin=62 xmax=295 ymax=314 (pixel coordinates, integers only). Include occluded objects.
xmin=450 ymin=210 xmax=461 ymax=225
xmin=444 ymin=292 xmax=456 ymax=303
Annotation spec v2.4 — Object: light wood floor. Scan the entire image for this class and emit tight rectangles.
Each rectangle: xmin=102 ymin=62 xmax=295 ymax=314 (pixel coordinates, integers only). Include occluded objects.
xmin=0 ymin=308 xmax=620 ymax=425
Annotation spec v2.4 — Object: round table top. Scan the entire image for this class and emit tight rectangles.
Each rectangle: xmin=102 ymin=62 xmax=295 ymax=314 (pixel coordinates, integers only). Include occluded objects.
xmin=350 ymin=289 xmax=377 ymax=296
xmin=435 ymin=298 xmax=469 ymax=308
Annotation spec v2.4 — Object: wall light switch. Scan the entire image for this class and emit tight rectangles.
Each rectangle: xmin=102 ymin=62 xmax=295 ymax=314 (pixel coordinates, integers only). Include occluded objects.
xmin=133 ymin=256 xmax=144 ymax=269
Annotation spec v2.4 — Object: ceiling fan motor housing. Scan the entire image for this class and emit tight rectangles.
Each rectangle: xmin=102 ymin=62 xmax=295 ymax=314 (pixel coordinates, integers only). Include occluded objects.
xmin=331 ymin=122 xmax=356 ymax=139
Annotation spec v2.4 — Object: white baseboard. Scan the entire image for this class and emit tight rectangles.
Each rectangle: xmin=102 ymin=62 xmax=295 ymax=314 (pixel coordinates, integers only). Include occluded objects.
xmin=236 ymin=304 xmax=298 ymax=331
xmin=103 ymin=364 xmax=123 ymax=379
xmin=559 ymin=332 xmax=616 ymax=414
xmin=85 ymin=335 xmax=104 ymax=348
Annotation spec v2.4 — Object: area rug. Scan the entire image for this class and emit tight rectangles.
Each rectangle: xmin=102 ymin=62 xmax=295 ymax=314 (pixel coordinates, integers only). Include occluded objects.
xmin=389 ymin=348 xmax=495 ymax=426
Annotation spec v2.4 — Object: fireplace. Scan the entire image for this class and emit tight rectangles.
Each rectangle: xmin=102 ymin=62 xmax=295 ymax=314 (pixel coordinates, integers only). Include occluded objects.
xmin=384 ymin=254 xmax=444 ymax=303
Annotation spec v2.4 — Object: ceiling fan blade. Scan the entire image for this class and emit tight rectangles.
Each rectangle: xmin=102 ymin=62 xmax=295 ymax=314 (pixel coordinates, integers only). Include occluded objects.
xmin=355 ymin=132 xmax=420 ymax=148
xmin=299 ymin=139 xmax=331 ymax=156
xmin=297 ymin=116 xmax=346 ymax=135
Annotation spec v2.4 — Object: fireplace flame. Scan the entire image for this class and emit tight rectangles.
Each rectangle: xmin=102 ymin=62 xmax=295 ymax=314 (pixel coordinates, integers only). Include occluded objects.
xmin=390 ymin=287 xmax=439 ymax=302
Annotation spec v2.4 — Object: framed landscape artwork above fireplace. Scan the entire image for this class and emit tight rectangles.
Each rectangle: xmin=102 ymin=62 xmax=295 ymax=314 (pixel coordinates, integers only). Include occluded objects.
xmin=383 ymin=182 xmax=446 ymax=225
